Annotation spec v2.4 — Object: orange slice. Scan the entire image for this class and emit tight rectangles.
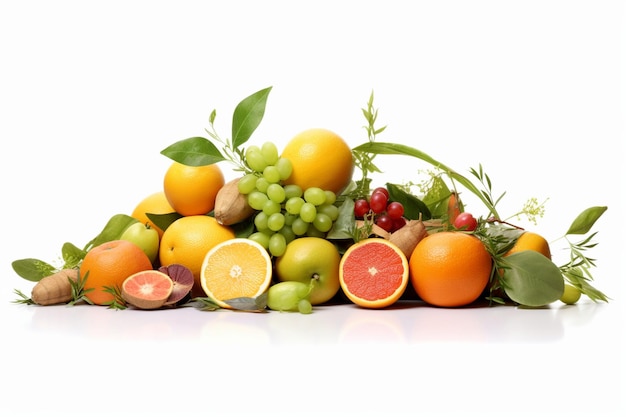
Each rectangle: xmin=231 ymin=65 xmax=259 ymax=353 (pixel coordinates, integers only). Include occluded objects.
xmin=200 ymin=238 xmax=273 ymax=308
xmin=121 ymin=270 xmax=174 ymax=310
xmin=339 ymin=238 xmax=409 ymax=308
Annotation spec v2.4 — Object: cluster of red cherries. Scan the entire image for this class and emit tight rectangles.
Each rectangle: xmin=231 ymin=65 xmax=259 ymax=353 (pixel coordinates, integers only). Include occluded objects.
xmin=353 ymin=187 xmax=406 ymax=233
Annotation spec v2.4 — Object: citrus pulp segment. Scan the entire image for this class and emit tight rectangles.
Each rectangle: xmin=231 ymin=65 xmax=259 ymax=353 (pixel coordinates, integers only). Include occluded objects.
xmin=200 ymin=238 xmax=273 ymax=308
xmin=339 ymin=238 xmax=409 ymax=309
xmin=122 ymin=270 xmax=174 ymax=310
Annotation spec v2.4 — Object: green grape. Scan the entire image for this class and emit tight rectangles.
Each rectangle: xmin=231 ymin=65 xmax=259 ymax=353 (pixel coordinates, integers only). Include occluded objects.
xmin=291 ymin=217 xmax=309 ymax=235
xmin=275 ymin=157 xmax=293 ymax=181
xmin=266 ymin=281 xmax=311 ymax=312
xmin=303 ymin=187 xmax=326 ymax=206
xmin=246 ymin=147 xmax=268 ymax=172
xmin=247 ymin=191 xmax=268 ymax=210
xmin=266 ymin=183 xmax=286 ymax=204
xmin=248 ymin=231 xmax=271 ymax=249
xmin=306 ymin=225 xmax=326 ymax=238
xmin=268 ymin=232 xmax=287 ymax=257
xmin=297 ymin=298 xmax=313 ymax=314
xmin=261 ymin=141 xmax=279 ymax=165
xmin=299 ymin=202 xmax=317 ymax=223
xmin=267 ymin=212 xmax=286 ymax=232
xmin=324 ymin=190 xmax=337 ymax=205
xmin=284 ymin=212 xmax=298 ymax=226
xmin=254 ymin=211 xmax=269 ymax=231
xmin=284 ymin=184 xmax=303 ymax=199
xmin=285 ymin=196 xmax=305 ymax=215
xmin=263 ymin=165 xmax=281 ymax=184
xmin=237 ymin=173 xmax=258 ymax=195
xmin=255 ymin=176 xmax=270 ymax=193
xmin=317 ymin=203 xmax=339 ymax=221
xmin=262 ymin=199 xmax=281 ymax=216
xmin=313 ymin=213 xmax=333 ymax=232
xmin=279 ymin=225 xmax=296 ymax=243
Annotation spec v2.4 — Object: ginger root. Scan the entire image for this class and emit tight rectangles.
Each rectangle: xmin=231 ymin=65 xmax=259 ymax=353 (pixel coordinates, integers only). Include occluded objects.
xmin=389 ymin=219 xmax=428 ymax=259
xmin=213 ymin=177 xmax=256 ymax=225
xmin=31 ymin=269 xmax=79 ymax=306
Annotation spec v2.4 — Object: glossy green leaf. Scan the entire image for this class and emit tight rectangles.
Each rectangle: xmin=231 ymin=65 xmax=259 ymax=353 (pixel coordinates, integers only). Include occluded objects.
xmin=147 ymin=212 xmax=183 ymax=234
xmin=326 ymin=198 xmax=356 ymax=240
xmin=160 ymin=136 xmax=226 ymax=166
xmin=61 ymin=242 xmax=86 ymax=269
xmin=11 ymin=258 xmax=56 ymax=282
xmin=83 ymin=214 xmax=138 ymax=252
xmin=502 ymin=251 xmax=565 ymax=306
xmin=565 ymin=206 xmax=607 ymax=235
xmin=232 ymin=86 xmax=272 ymax=148
xmin=386 ymin=183 xmax=431 ymax=220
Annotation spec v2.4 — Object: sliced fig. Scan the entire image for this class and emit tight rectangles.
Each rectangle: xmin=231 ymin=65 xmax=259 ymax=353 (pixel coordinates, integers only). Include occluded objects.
xmin=159 ymin=264 xmax=194 ymax=306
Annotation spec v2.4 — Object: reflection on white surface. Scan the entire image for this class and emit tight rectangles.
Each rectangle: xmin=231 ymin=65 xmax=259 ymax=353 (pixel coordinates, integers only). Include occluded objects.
xmin=1 ymin=300 xmax=622 ymax=417
xmin=18 ymin=300 xmax=611 ymax=345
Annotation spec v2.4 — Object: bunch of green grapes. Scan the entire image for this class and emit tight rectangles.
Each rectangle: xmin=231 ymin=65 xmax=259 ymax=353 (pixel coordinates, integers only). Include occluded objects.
xmin=237 ymin=142 xmax=340 ymax=257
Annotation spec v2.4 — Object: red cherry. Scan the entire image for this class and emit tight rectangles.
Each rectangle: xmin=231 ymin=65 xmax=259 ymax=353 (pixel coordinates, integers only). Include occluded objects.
xmin=372 ymin=187 xmax=389 ymax=199
xmin=354 ymin=199 xmax=370 ymax=218
xmin=386 ymin=201 xmax=404 ymax=219
xmin=376 ymin=214 xmax=394 ymax=232
xmin=369 ymin=191 xmax=388 ymax=214
xmin=453 ymin=212 xmax=478 ymax=231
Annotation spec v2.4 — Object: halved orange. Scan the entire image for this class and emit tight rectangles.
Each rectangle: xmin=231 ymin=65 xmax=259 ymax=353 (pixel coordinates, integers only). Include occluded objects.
xmin=121 ymin=270 xmax=174 ymax=310
xmin=339 ymin=238 xmax=409 ymax=308
xmin=200 ymin=238 xmax=273 ymax=308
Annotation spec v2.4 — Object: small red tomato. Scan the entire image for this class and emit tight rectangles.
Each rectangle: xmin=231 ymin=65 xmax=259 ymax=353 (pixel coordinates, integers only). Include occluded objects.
xmin=369 ymin=191 xmax=388 ymax=214
xmin=453 ymin=212 xmax=478 ymax=231
xmin=354 ymin=199 xmax=370 ymax=218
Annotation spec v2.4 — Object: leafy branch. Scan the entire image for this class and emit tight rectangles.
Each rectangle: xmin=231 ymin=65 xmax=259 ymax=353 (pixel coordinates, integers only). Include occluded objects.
xmin=351 ymin=91 xmax=386 ymax=198
xmin=160 ymin=87 xmax=273 ymax=170
xmin=557 ymin=206 xmax=609 ymax=302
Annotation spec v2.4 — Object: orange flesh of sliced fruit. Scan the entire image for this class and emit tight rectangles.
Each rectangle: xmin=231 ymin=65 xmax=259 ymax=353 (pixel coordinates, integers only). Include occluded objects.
xmin=340 ymin=238 xmax=409 ymax=309
xmin=200 ymin=238 xmax=272 ymax=308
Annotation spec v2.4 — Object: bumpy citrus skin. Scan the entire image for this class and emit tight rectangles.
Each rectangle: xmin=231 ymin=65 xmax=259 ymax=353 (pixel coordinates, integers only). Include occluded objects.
xmin=280 ymin=128 xmax=354 ymax=195
xmin=80 ymin=240 xmax=153 ymax=306
xmin=409 ymin=232 xmax=492 ymax=307
xmin=163 ymin=162 xmax=224 ymax=216
xmin=159 ymin=215 xmax=235 ymax=297
xmin=506 ymin=231 xmax=551 ymax=259
xmin=130 ymin=191 xmax=175 ymax=238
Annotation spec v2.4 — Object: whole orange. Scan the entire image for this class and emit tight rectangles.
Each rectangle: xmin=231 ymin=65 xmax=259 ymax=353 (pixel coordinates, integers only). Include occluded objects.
xmin=159 ymin=215 xmax=235 ymax=297
xmin=130 ymin=191 xmax=175 ymax=238
xmin=80 ymin=240 xmax=153 ymax=306
xmin=409 ymin=231 xmax=492 ymax=307
xmin=163 ymin=162 xmax=225 ymax=216
xmin=505 ymin=231 xmax=551 ymax=259
xmin=280 ymin=128 xmax=354 ymax=195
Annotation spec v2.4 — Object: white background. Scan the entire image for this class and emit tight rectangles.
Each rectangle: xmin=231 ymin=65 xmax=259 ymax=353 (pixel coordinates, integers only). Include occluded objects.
xmin=0 ymin=1 xmax=624 ymax=416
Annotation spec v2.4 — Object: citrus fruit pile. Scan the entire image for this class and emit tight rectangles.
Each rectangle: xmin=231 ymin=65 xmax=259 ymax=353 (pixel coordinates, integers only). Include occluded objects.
xmin=12 ymin=87 xmax=609 ymax=313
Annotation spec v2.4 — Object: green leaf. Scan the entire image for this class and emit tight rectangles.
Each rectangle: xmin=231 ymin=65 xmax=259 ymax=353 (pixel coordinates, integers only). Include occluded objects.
xmin=326 ymin=198 xmax=356 ymax=240
xmin=83 ymin=214 xmax=138 ymax=252
xmin=421 ymin=175 xmax=452 ymax=219
xmin=147 ymin=212 xmax=183 ymax=234
xmin=61 ymin=242 xmax=87 ymax=269
xmin=565 ymin=206 xmax=607 ymax=235
xmin=11 ymin=258 xmax=56 ymax=282
xmin=352 ymin=142 xmax=500 ymax=218
xmin=231 ymin=86 xmax=272 ymax=148
xmin=160 ymin=136 xmax=226 ymax=166
xmin=502 ymin=251 xmax=565 ymax=306
xmin=386 ymin=183 xmax=431 ymax=220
